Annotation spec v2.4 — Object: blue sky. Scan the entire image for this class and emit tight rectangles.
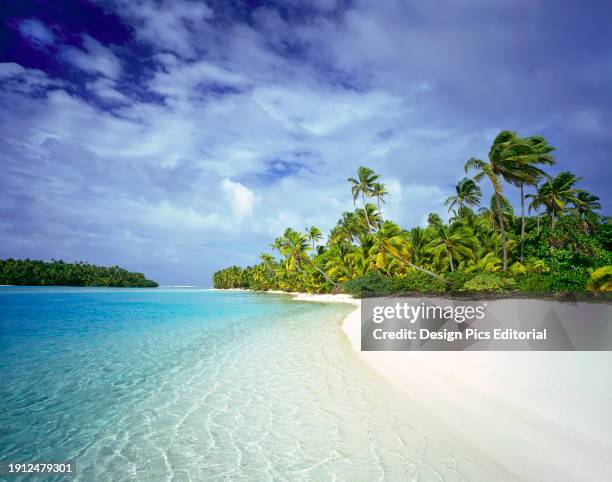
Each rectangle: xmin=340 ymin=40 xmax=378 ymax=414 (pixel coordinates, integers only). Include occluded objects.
xmin=1 ymin=0 xmax=611 ymax=285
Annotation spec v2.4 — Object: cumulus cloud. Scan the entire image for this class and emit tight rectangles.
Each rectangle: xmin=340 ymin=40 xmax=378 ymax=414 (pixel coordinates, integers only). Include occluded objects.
xmin=221 ymin=179 xmax=257 ymax=221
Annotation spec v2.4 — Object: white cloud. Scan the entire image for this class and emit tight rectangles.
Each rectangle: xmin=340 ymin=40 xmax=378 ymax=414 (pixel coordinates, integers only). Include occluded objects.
xmin=221 ymin=179 xmax=257 ymax=221
xmin=117 ymin=0 xmax=214 ymax=57
xmin=85 ymin=78 xmax=129 ymax=103
xmin=146 ymin=200 xmax=221 ymax=230
xmin=149 ymin=59 xmax=248 ymax=100
xmin=18 ymin=19 xmax=55 ymax=46
xmin=60 ymin=35 xmax=121 ymax=79
xmin=0 ymin=62 xmax=63 ymax=94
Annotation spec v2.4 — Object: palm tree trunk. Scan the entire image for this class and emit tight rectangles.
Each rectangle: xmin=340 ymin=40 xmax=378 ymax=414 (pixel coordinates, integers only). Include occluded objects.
xmin=520 ymin=184 xmax=525 ymax=263
xmin=446 ymin=247 xmax=454 ymax=271
xmin=494 ymin=192 xmax=508 ymax=271
xmin=388 ymin=253 xmax=450 ymax=286
xmin=307 ymin=258 xmax=337 ymax=287
xmin=536 ymin=208 xmax=540 ymax=235
xmin=362 ymin=192 xmax=372 ymax=233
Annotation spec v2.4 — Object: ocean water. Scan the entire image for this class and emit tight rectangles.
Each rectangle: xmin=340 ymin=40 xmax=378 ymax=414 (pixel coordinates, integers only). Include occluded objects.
xmin=0 ymin=287 xmax=514 ymax=481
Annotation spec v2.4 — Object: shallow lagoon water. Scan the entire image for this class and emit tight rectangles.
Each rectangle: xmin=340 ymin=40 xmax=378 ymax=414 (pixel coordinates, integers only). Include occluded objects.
xmin=0 ymin=287 xmax=514 ymax=481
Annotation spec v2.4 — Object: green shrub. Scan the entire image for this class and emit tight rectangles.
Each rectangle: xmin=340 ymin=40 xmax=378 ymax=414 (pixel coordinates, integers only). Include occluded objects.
xmin=516 ymin=273 xmax=549 ymax=293
xmin=462 ymin=273 xmax=517 ymax=292
xmin=390 ymin=272 xmax=446 ymax=294
xmin=343 ymin=272 xmax=394 ymax=297
xmin=543 ymin=270 xmax=590 ymax=293
xmin=516 ymin=270 xmax=590 ymax=294
xmin=445 ymin=271 xmax=479 ymax=291
xmin=594 ymin=222 xmax=612 ymax=251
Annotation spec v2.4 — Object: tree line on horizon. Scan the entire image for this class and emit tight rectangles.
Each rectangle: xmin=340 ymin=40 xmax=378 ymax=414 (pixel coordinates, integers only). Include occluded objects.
xmin=213 ymin=130 xmax=611 ymax=296
xmin=0 ymin=258 xmax=158 ymax=288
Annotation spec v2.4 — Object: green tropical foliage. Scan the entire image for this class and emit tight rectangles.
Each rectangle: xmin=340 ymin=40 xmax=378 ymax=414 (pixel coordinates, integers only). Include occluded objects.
xmin=213 ymin=130 xmax=609 ymax=298
xmin=0 ymin=259 xmax=158 ymax=287
xmin=588 ymin=266 xmax=612 ymax=294
xmin=462 ymin=274 xmax=517 ymax=292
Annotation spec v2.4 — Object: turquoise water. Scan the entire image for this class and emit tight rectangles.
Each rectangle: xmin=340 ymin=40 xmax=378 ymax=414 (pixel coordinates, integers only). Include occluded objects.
xmin=0 ymin=287 xmax=513 ymax=481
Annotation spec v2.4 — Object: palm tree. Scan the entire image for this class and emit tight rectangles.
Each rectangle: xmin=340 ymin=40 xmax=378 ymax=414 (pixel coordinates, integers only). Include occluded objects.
xmin=259 ymin=253 xmax=276 ymax=279
xmin=427 ymin=213 xmax=443 ymax=228
xmin=369 ymin=221 xmax=449 ymax=285
xmin=330 ymin=212 xmax=361 ymax=244
xmin=479 ymin=194 xmax=514 ymax=232
xmin=372 ymin=182 xmax=388 ymax=209
xmin=356 ymin=204 xmax=381 ymax=232
xmin=526 ymin=181 xmax=545 ymax=235
xmin=325 ymin=243 xmax=354 ymax=282
xmin=407 ymin=227 xmax=432 ymax=267
xmin=427 ymin=221 xmax=478 ymax=272
xmin=371 ymin=182 xmax=388 ymax=228
xmin=516 ymin=136 xmax=555 ymax=262
xmin=270 ymin=237 xmax=284 ymax=256
xmin=305 ymin=226 xmax=323 ymax=251
xmin=465 ymin=130 xmax=539 ymax=271
xmin=538 ymin=171 xmax=584 ymax=227
xmin=280 ymin=228 xmax=337 ymax=287
xmin=572 ymin=191 xmax=601 ymax=233
xmin=348 ymin=166 xmax=379 ymax=232
xmin=444 ymin=178 xmax=482 ymax=213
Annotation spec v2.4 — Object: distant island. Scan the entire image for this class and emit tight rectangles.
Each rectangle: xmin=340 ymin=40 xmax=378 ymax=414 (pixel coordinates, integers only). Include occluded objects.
xmin=0 ymin=259 xmax=158 ymax=288
xmin=213 ymin=130 xmax=611 ymax=297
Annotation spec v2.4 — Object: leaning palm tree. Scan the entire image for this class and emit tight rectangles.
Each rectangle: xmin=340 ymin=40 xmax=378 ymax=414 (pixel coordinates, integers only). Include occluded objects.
xmin=356 ymin=204 xmax=381 ymax=232
xmin=348 ymin=166 xmax=380 ymax=232
xmin=465 ymin=130 xmax=538 ymax=271
xmin=444 ymin=177 xmax=482 ymax=213
xmin=479 ymin=194 xmax=514 ymax=232
xmin=305 ymin=226 xmax=323 ymax=251
xmin=369 ymin=221 xmax=449 ymax=284
xmin=538 ymin=171 xmax=584 ymax=227
xmin=280 ymin=228 xmax=337 ymax=287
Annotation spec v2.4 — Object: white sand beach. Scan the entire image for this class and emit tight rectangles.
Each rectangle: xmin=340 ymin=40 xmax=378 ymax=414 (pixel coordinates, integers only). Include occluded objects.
xmin=291 ymin=292 xmax=612 ymax=481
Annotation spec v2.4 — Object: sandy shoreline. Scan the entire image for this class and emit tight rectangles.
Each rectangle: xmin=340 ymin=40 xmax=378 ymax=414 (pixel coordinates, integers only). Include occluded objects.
xmin=267 ymin=291 xmax=612 ymax=481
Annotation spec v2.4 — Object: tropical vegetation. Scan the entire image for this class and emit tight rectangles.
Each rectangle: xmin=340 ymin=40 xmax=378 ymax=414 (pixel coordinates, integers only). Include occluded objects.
xmin=213 ymin=130 xmax=610 ymax=298
xmin=0 ymin=258 xmax=158 ymax=287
